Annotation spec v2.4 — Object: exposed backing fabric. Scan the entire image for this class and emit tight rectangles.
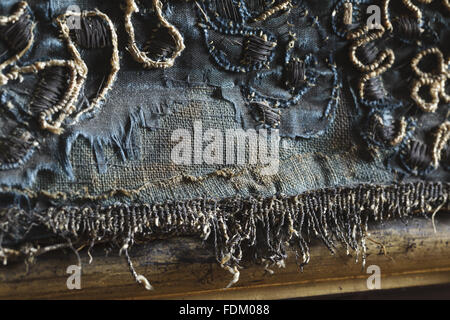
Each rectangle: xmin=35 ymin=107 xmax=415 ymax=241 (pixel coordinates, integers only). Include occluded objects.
xmin=0 ymin=0 xmax=448 ymax=289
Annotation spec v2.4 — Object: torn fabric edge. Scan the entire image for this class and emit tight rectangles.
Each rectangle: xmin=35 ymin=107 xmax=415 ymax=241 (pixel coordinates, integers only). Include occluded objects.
xmin=1 ymin=181 xmax=448 ymax=289
xmin=0 ymin=96 xmax=175 ymax=186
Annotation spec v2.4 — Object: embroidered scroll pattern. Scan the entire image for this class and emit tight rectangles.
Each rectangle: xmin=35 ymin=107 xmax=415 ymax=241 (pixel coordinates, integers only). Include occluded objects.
xmin=196 ymin=0 xmax=341 ymax=136
xmin=0 ymin=3 xmax=120 ymax=170
xmin=332 ymin=0 xmax=449 ymax=176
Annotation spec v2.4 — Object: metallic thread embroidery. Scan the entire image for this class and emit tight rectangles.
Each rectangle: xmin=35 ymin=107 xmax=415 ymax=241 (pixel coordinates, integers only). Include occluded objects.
xmin=411 ymin=47 xmax=449 ymax=112
xmin=0 ymin=1 xmax=35 ymax=86
xmin=0 ymin=127 xmax=38 ymax=171
xmin=348 ymin=26 xmax=395 ymax=102
xmin=252 ymin=0 xmax=292 ymax=22
xmin=124 ymin=0 xmax=186 ymax=69
xmin=0 ymin=9 xmax=120 ymax=134
xmin=364 ymin=112 xmax=409 ymax=149
xmin=431 ymin=121 xmax=450 ymax=168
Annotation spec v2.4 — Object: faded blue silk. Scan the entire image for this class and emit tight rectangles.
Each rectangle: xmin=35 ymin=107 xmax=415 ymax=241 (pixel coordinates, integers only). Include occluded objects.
xmin=0 ymin=0 xmax=448 ymax=288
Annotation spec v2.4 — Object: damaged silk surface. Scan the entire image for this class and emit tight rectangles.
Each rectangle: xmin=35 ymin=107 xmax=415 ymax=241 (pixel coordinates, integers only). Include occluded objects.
xmin=0 ymin=0 xmax=449 ymax=289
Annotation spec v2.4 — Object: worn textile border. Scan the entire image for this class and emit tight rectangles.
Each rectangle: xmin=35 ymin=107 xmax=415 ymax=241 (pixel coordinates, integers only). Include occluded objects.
xmin=1 ymin=181 xmax=448 ymax=288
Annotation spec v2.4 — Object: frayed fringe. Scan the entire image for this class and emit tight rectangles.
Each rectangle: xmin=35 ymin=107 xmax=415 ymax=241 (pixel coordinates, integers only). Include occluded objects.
xmin=1 ymin=181 xmax=449 ymax=289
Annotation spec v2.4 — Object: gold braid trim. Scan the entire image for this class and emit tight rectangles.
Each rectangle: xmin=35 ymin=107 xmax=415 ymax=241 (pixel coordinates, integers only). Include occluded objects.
xmin=349 ymin=27 xmax=394 ymax=73
xmin=3 ymin=10 xmax=120 ymax=135
xmin=411 ymin=47 xmax=446 ymax=80
xmin=347 ymin=25 xmax=395 ymax=101
xmin=67 ymin=10 xmax=121 ymax=123
xmin=384 ymin=0 xmax=433 ymax=31
xmin=382 ymin=0 xmax=393 ymax=31
xmin=431 ymin=121 xmax=450 ymax=168
xmin=0 ymin=1 xmax=35 ymax=85
xmin=390 ymin=117 xmax=408 ymax=146
xmin=252 ymin=0 xmax=292 ymax=22
xmin=359 ymin=53 xmax=394 ymax=100
xmin=10 ymin=60 xmax=84 ymax=134
xmin=411 ymin=77 xmax=442 ymax=112
xmin=124 ymin=0 xmax=185 ymax=69
xmin=402 ymin=0 xmax=424 ymax=21
xmin=410 ymin=47 xmax=448 ymax=113
xmin=0 ymin=1 xmax=28 ymax=25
